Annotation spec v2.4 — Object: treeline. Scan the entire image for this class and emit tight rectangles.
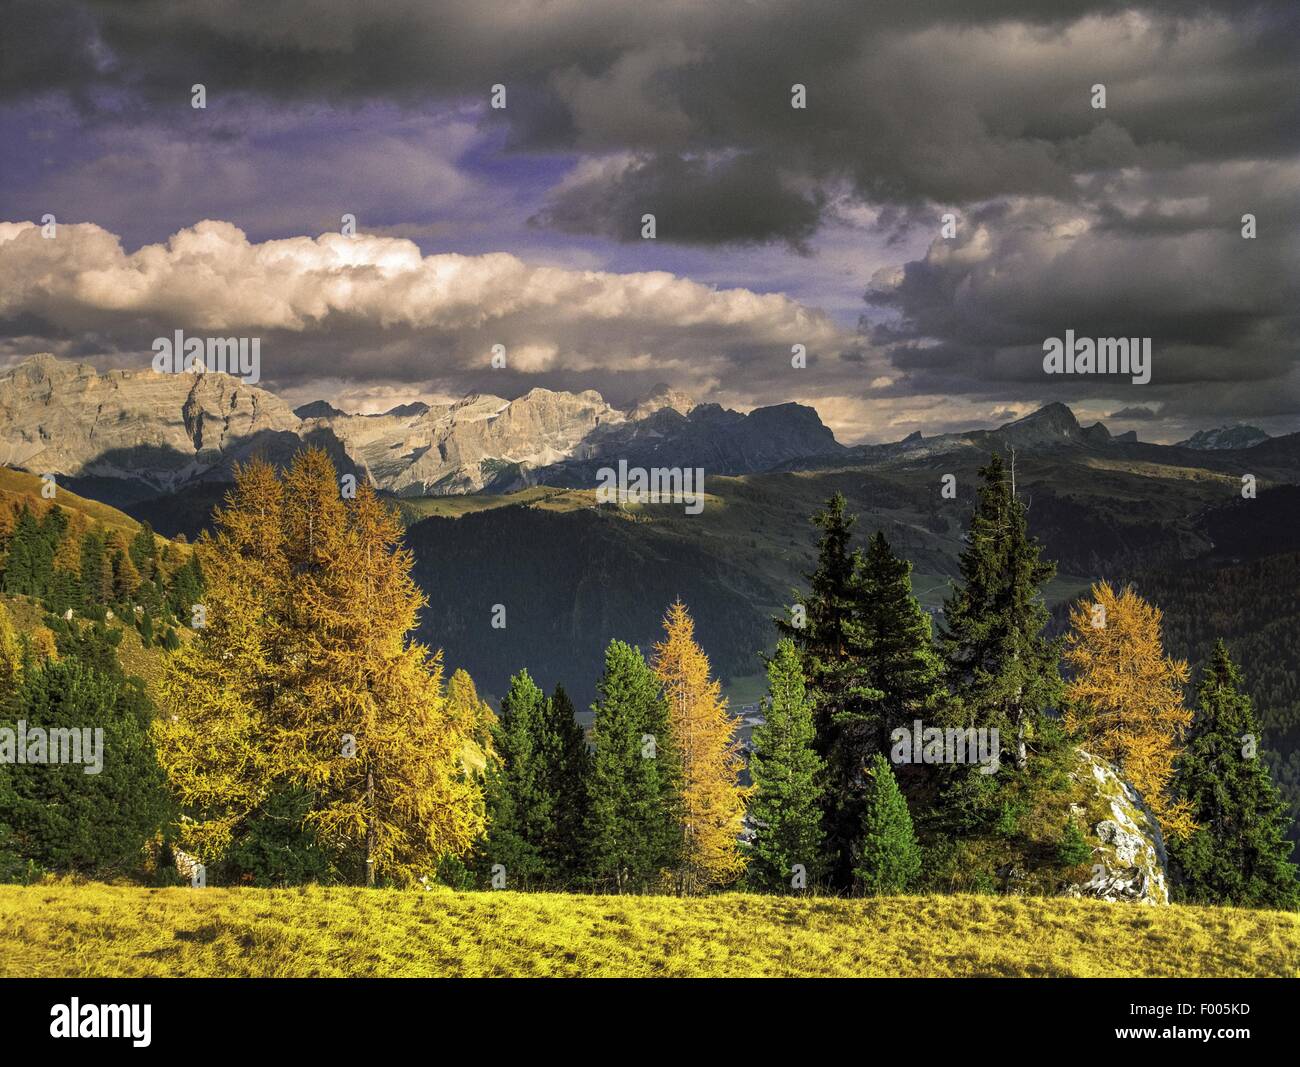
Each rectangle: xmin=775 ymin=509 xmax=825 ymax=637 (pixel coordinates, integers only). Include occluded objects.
xmin=1 ymin=449 xmax=1297 ymax=909
xmin=0 ymin=496 xmax=203 ymax=649
xmin=0 ymin=606 xmax=171 ymax=882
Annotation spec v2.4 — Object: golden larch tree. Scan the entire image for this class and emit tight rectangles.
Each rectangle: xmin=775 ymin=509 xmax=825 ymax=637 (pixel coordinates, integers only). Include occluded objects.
xmin=274 ymin=455 xmax=485 ymax=885
xmin=652 ymin=599 xmax=749 ymax=891
xmin=1064 ymin=580 xmax=1195 ymax=838
xmin=154 ymin=459 xmax=286 ymax=861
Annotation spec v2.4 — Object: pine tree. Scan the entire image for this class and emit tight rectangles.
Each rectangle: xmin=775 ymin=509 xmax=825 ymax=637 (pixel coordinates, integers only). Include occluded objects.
xmin=480 ymin=669 xmax=554 ymax=887
xmin=1064 ymin=581 xmax=1194 ymax=838
xmin=585 ymin=639 xmax=681 ymax=891
xmin=541 ymin=683 xmax=590 ymax=884
xmin=853 ymin=753 xmax=921 ymax=895
xmin=1169 ymin=641 xmax=1299 ymax=908
xmin=747 ymin=639 xmax=825 ymax=892
xmin=653 ymin=600 xmax=748 ymax=892
xmin=777 ymin=492 xmax=878 ymax=888
xmin=941 ymin=452 xmax=1063 ymax=770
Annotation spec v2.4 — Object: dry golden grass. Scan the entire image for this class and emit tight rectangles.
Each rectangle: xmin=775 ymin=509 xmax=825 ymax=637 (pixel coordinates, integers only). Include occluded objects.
xmin=2 ymin=884 xmax=1297 ymax=977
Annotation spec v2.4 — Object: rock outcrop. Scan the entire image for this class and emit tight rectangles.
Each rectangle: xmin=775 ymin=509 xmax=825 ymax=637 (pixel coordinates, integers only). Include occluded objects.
xmin=1064 ymin=749 xmax=1170 ymax=905
xmin=0 ymin=354 xmax=302 ymax=491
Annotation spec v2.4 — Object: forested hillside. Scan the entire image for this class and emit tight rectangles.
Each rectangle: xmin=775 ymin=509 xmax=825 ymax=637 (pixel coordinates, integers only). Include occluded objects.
xmin=1129 ymin=552 xmax=1300 ymax=844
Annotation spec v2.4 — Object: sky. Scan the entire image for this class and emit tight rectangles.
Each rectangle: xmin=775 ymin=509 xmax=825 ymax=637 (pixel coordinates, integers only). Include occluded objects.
xmin=0 ymin=0 xmax=1296 ymax=444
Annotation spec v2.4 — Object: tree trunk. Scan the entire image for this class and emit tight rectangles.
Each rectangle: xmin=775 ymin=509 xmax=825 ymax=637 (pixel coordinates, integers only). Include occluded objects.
xmin=365 ymin=768 xmax=376 ymax=888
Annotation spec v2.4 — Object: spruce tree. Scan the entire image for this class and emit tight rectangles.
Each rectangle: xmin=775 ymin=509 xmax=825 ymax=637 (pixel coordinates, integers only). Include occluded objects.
xmin=480 ymin=669 xmax=554 ymax=887
xmin=747 ymin=639 xmax=825 ymax=892
xmin=1169 ymin=641 xmax=1299 ymax=909
xmin=940 ymin=452 xmax=1063 ymax=771
xmin=777 ymin=492 xmax=878 ymax=888
xmin=853 ymin=753 xmax=921 ymax=895
xmin=585 ymin=640 xmax=681 ymax=891
xmin=541 ymin=684 xmax=590 ymax=884
xmin=856 ymin=529 xmax=949 ymax=760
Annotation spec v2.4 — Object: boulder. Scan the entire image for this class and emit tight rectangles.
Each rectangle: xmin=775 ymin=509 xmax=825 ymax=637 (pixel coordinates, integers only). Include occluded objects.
xmin=1064 ymin=749 xmax=1170 ymax=905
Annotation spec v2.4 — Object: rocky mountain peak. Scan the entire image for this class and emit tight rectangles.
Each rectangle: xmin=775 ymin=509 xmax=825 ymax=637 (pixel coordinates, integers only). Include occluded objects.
xmin=627 ymin=383 xmax=696 ymax=421
xmin=1175 ymin=424 xmax=1270 ymax=451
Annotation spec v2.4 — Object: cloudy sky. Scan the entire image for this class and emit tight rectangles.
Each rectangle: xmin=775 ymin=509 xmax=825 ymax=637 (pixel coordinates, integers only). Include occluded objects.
xmin=1 ymin=0 xmax=1296 ymax=443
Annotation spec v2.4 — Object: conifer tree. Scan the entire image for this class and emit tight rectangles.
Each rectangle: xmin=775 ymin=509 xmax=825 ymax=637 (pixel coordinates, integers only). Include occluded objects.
xmin=445 ymin=667 xmax=497 ymax=772
xmin=1169 ymin=641 xmax=1299 ymax=909
xmin=853 ymin=753 xmax=921 ymax=895
xmin=129 ymin=522 xmax=158 ymax=583
xmin=275 ymin=461 xmax=484 ymax=885
xmin=941 ymin=452 xmax=1063 ymax=770
xmin=77 ymin=529 xmax=112 ymax=609
xmin=857 ymin=532 xmax=948 ymax=750
xmin=747 ymin=639 xmax=824 ymax=892
xmin=1064 ymin=581 xmax=1194 ymax=837
xmin=480 ymin=669 xmax=554 ymax=887
xmin=653 ymin=600 xmax=748 ymax=891
xmin=585 ymin=640 xmax=681 ymax=891
xmin=0 ymin=601 xmax=23 ymax=692
xmin=777 ymin=493 xmax=878 ymax=888
xmin=155 ymin=461 xmax=286 ymax=863
xmin=0 ymin=653 xmax=170 ymax=875
xmin=541 ymin=683 xmax=590 ymax=883
xmin=2 ymin=506 xmax=40 ymax=595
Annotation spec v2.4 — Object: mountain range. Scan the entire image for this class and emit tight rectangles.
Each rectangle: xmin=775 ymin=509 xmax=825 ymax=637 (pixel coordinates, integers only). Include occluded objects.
xmin=3 ymin=355 xmax=1292 ymax=516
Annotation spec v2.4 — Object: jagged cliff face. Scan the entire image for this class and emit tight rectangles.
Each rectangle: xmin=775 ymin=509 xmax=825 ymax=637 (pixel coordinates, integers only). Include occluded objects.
xmin=0 ymin=355 xmax=843 ymax=496
xmin=0 ymin=354 xmax=301 ymax=491
xmin=307 ymin=387 xmax=627 ymax=495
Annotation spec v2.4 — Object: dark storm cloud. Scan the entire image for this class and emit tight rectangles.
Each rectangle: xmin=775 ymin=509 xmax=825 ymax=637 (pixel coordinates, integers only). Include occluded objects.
xmin=3 ymin=0 xmax=1297 ymax=436
xmin=7 ymin=1 xmax=1296 ymax=243
xmin=863 ymin=178 xmax=1300 ymax=421
xmin=530 ymin=153 xmax=824 ymax=250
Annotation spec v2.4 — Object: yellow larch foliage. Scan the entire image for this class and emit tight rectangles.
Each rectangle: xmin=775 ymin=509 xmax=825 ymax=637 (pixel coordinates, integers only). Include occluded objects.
xmin=155 ymin=451 xmax=486 ymax=882
xmin=652 ymin=599 xmax=750 ymax=892
xmin=273 ymin=455 xmax=485 ymax=884
xmin=0 ymin=601 xmax=23 ymax=690
xmin=1064 ymin=581 xmax=1195 ymax=839
xmin=153 ymin=460 xmax=286 ymax=861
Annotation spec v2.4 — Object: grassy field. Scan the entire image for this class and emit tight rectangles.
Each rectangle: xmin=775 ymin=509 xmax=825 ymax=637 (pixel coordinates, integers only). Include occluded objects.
xmin=3 ymin=884 xmax=1298 ymax=977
